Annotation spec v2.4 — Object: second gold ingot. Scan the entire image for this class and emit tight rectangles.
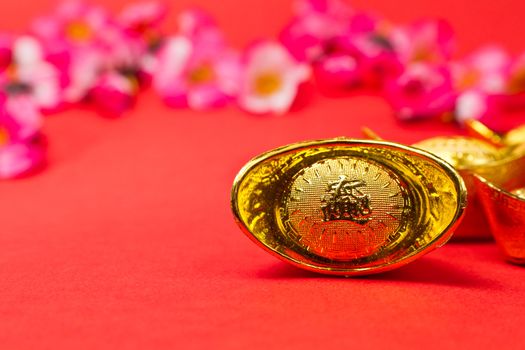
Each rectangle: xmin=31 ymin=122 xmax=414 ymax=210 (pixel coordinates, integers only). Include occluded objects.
xmin=412 ymin=135 xmax=525 ymax=240
xmin=412 ymin=136 xmax=502 ymax=240
xmin=474 ymin=175 xmax=525 ymax=265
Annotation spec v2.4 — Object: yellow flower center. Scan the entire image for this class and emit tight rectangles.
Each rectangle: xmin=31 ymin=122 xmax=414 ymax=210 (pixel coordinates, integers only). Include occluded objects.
xmin=254 ymin=72 xmax=282 ymax=96
xmin=6 ymin=64 xmax=18 ymax=80
xmin=508 ymin=69 xmax=525 ymax=93
xmin=0 ymin=127 xmax=10 ymax=146
xmin=66 ymin=21 xmax=92 ymax=42
xmin=412 ymin=46 xmax=437 ymax=63
xmin=457 ymin=69 xmax=480 ymax=90
xmin=188 ymin=63 xmax=215 ymax=85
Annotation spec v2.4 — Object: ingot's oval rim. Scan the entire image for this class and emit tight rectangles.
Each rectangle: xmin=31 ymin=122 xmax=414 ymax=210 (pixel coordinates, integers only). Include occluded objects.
xmin=473 ymin=173 xmax=525 ymax=202
xmin=230 ymin=138 xmax=468 ymax=276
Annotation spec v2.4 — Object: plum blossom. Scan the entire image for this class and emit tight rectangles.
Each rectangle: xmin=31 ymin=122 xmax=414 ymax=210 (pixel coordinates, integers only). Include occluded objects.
xmin=507 ymin=53 xmax=525 ymax=94
xmin=116 ymin=1 xmax=167 ymax=78
xmin=384 ymin=20 xmax=457 ymax=120
xmin=32 ymin=1 xmax=112 ymax=102
xmin=313 ymin=13 xmax=401 ymax=90
xmin=0 ymin=36 xmax=60 ymax=178
xmin=392 ymin=19 xmax=455 ymax=64
xmin=238 ymin=41 xmax=311 ymax=114
xmin=385 ymin=63 xmax=455 ymax=120
xmin=153 ymin=10 xmax=241 ymax=109
xmin=497 ymin=52 xmax=525 ymax=117
xmin=118 ymin=1 xmax=166 ymax=38
xmin=0 ymin=36 xmax=60 ymax=130
xmin=0 ymin=93 xmax=44 ymax=179
xmin=33 ymin=1 xmax=110 ymax=47
xmin=7 ymin=36 xmax=62 ymax=111
xmin=89 ymin=71 xmax=138 ymax=117
xmin=280 ymin=0 xmax=354 ymax=61
xmin=451 ymin=46 xmax=511 ymax=124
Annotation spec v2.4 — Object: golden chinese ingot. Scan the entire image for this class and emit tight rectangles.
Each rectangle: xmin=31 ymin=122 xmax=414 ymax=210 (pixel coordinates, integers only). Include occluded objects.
xmin=412 ymin=136 xmax=503 ymax=240
xmin=466 ymin=119 xmax=525 ymax=147
xmin=474 ymin=175 xmax=525 ymax=265
xmin=231 ymin=139 xmax=467 ymax=275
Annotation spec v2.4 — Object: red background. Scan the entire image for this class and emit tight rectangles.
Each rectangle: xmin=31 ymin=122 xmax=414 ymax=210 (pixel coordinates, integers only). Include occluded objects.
xmin=1 ymin=1 xmax=525 ymax=349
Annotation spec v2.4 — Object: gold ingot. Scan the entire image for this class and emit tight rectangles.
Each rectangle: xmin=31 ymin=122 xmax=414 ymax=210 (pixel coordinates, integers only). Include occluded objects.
xmin=231 ymin=139 xmax=467 ymax=275
xmin=411 ymin=136 xmax=503 ymax=240
xmin=413 ymin=135 xmax=525 ymax=240
xmin=465 ymin=119 xmax=525 ymax=147
xmin=506 ymin=126 xmax=525 ymax=146
xmin=474 ymin=175 xmax=525 ymax=265
xmin=362 ymin=127 xmax=503 ymax=240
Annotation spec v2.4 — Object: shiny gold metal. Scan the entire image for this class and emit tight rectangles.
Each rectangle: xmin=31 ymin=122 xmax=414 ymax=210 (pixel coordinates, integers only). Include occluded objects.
xmin=361 ymin=127 xmax=384 ymax=141
xmin=231 ymin=139 xmax=467 ymax=275
xmin=506 ymin=125 xmax=525 ymax=146
xmin=412 ymin=136 xmax=525 ymax=240
xmin=474 ymin=175 xmax=525 ymax=265
xmin=359 ymin=129 xmax=500 ymax=240
xmin=512 ymin=187 xmax=525 ymax=199
xmin=464 ymin=120 xmax=506 ymax=147
xmin=466 ymin=119 xmax=525 ymax=147
xmin=412 ymin=136 xmax=502 ymax=169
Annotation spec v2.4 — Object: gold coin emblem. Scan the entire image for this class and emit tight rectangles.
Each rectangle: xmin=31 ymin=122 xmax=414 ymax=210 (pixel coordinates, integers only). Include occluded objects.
xmin=282 ymin=158 xmax=409 ymax=260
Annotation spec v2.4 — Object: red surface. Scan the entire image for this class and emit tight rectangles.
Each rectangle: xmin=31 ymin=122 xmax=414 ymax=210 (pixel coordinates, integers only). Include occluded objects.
xmin=1 ymin=1 xmax=525 ymax=349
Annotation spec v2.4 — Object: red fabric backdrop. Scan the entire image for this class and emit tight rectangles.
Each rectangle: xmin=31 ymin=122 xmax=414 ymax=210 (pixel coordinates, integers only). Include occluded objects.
xmin=1 ymin=1 xmax=525 ymax=349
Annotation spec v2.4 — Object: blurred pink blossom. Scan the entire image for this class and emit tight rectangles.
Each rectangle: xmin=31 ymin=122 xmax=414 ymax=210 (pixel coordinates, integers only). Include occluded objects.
xmin=451 ymin=46 xmax=510 ymax=123
xmin=498 ymin=51 xmax=525 ymax=115
xmin=118 ymin=1 xmax=166 ymax=38
xmin=153 ymin=10 xmax=241 ymax=109
xmin=280 ymin=0 xmax=354 ymax=61
xmin=313 ymin=13 xmax=401 ymax=90
xmin=89 ymin=71 xmax=138 ymax=117
xmin=0 ymin=93 xmax=44 ymax=179
xmin=32 ymin=1 xmax=112 ymax=103
xmin=8 ymin=36 xmax=62 ymax=111
xmin=238 ymin=41 xmax=310 ymax=114
xmin=0 ymin=36 xmax=61 ymax=137
xmin=385 ymin=63 xmax=455 ymax=120
xmin=33 ymin=1 xmax=110 ymax=49
xmin=508 ymin=52 xmax=525 ymax=94
xmin=116 ymin=1 xmax=167 ymax=78
xmin=392 ymin=19 xmax=455 ymax=64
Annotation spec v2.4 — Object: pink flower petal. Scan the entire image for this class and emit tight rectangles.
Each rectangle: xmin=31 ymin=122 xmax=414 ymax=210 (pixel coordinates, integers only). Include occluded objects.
xmin=392 ymin=19 xmax=455 ymax=64
xmin=280 ymin=0 xmax=354 ymax=61
xmin=119 ymin=1 xmax=167 ymax=33
xmin=239 ymin=41 xmax=310 ymax=114
xmin=5 ymin=95 xmax=43 ymax=140
xmin=0 ymin=142 xmax=44 ymax=179
xmin=385 ymin=63 xmax=456 ymax=120
xmin=452 ymin=46 xmax=510 ymax=94
xmin=153 ymin=36 xmax=192 ymax=93
xmin=188 ymin=85 xmax=229 ymax=110
xmin=90 ymin=72 xmax=136 ymax=117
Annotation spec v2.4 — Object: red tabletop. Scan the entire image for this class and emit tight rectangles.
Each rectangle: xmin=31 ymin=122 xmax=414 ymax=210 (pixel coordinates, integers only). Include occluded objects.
xmin=1 ymin=1 xmax=525 ymax=349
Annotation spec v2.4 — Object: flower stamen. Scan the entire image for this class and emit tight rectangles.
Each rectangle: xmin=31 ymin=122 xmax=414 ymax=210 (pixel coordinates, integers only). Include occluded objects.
xmin=0 ymin=127 xmax=10 ymax=146
xmin=66 ymin=21 xmax=92 ymax=42
xmin=254 ymin=72 xmax=282 ymax=96
xmin=188 ymin=63 xmax=215 ymax=85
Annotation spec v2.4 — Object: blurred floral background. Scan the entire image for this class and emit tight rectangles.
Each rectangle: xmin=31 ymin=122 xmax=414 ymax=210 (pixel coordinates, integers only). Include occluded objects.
xmin=1 ymin=0 xmax=525 ymax=179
